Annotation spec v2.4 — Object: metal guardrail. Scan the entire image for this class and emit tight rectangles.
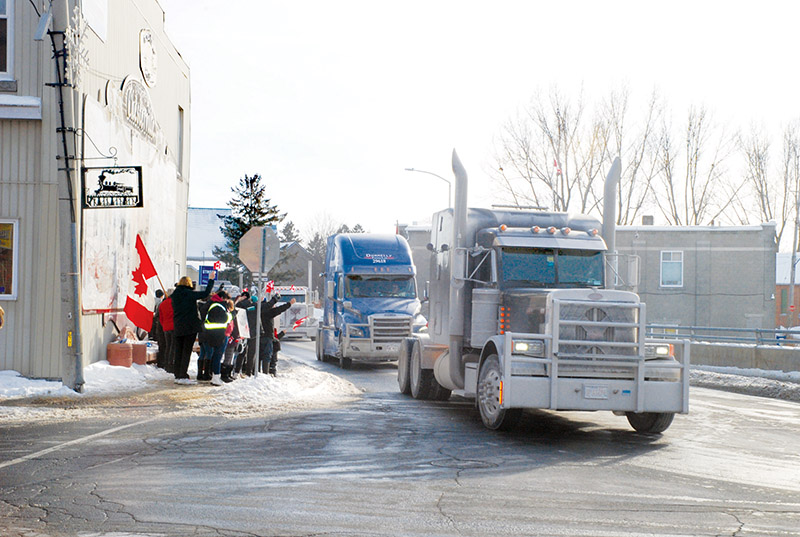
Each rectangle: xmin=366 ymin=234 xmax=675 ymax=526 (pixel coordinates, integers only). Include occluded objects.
xmin=646 ymin=324 xmax=796 ymax=346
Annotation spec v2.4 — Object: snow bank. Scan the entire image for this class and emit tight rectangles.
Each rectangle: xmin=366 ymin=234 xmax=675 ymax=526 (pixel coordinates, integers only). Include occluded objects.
xmin=0 ymin=353 xmax=361 ymax=421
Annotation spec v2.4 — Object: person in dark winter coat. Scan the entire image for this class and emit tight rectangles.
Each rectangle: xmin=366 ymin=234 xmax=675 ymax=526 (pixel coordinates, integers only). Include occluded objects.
xmin=201 ymin=297 xmax=233 ymax=386
xmin=229 ymin=291 xmax=251 ymax=380
xmin=243 ymin=293 xmax=295 ymax=376
xmin=270 ymin=329 xmax=286 ymax=376
xmin=196 ymin=288 xmax=230 ymax=381
xmin=171 ymin=272 xmax=215 ymax=384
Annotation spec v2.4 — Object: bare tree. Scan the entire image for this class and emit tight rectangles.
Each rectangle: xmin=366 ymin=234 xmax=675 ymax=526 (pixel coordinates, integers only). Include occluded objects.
xmin=654 ymin=106 xmax=740 ymax=225
xmin=492 ymin=87 xmax=601 ymax=213
xmin=603 ymin=88 xmax=663 ymax=225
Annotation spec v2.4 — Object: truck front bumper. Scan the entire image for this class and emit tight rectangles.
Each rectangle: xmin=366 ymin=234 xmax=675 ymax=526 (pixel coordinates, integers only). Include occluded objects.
xmin=342 ymin=338 xmax=402 ymax=362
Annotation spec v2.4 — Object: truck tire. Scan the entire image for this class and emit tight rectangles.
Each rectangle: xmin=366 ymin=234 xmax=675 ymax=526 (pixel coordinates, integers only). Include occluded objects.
xmin=625 ymin=412 xmax=674 ymax=434
xmin=409 ymin=339 xmax=433 ymax=400
xmin=397 ymin=338 xmax=413 ymax=395
xmin=337 ymin=334 xmax=352 ymax=369
xmin=315 ymin=331 xmax=324 ymax=361
xmin=477 ymin=354 xmax=521 ymax=431
xmin=429 ymin=380 xmax=452 ymax=401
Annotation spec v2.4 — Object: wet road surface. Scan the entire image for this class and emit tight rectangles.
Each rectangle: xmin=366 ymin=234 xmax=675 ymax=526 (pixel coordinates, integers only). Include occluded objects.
xmin=1 ymin=340 xmax=799 ymax=536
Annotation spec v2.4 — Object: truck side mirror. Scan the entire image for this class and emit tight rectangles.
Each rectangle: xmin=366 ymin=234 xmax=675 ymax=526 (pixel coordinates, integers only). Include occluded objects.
xmin=426 ymin=243 xmax=435 ymax=252
xmin=326 ymin=280 xmax=335 ymax=299
xmin=440 ymin=244 xmax=449 ymax=252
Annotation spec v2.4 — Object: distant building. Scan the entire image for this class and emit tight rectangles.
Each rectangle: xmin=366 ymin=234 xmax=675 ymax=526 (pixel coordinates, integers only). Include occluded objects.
xmin=186 ymin=208 xmax=230 ymax=273
xmin=1 ymin=0 xmax=190 ymax=384
xmin=774 ymin=252 xmax=800 ymax=327
xmin=185 ymin=207 xmax=321 ymax=296
xmin=616 ymin=223 xmax=777 ymax=330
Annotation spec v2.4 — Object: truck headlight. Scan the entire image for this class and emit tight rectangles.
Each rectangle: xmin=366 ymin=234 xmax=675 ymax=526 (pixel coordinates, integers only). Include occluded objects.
xmin=348 ymin=325 xmax=365 ymax=338
xmin=645 ymin=343 xmax=673 ymax=358
xmin=512 ymin=339 xmax=545 ymax=357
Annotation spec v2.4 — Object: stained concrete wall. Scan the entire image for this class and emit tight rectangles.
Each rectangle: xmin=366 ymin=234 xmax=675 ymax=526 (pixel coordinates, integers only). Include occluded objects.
xmin=690 ymin=342 xmax=800 ymax=373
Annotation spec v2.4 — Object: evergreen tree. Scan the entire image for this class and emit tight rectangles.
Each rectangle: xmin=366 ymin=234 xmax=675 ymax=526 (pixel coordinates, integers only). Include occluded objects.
xmin=307 ymin=232 xmax=327 ymax=267
xmin=280 ymin=221 xmax=302 ymax=243
xmin=212 ymin=173 xmax=285 ymax=285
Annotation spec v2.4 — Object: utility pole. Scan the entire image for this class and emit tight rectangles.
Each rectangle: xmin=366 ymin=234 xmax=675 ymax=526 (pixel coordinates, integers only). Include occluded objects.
xmin=50 ymin=1 xmax=84 ymax=391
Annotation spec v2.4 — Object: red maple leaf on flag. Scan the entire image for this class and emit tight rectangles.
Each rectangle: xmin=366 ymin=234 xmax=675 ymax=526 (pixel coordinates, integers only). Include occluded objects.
xmin=131 ymin=266 xmax=148 ymax=297
xmin=264 ymin=280 xmax=275 ymax=294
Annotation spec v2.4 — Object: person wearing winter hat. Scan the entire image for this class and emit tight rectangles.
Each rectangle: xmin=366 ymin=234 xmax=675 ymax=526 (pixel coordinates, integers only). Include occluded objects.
xmin=171 ymin=271 xmax=216 ymax=384
xmin=201 ymin=296 xmax=234 ymax=386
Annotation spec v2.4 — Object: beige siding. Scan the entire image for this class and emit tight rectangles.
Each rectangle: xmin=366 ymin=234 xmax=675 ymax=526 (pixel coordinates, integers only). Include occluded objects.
xmin=1 ymin=0 xmax=190 ymax=379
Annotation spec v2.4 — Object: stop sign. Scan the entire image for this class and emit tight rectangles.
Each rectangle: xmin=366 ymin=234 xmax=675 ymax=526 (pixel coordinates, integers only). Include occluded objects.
xmin=238 ymin=226 xmax=280 ymax=273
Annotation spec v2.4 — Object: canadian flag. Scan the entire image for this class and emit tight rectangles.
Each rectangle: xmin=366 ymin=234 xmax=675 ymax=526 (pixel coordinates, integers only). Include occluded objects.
xmin=123 ymin=234 xmax=158 ymax=332
xmin=264 ymin=280 xmax=275 ymax=294
xmin=553 ymin=158 xmax=562 ymax=176
xmin=292 ymin=316 xmax=308 ymax=331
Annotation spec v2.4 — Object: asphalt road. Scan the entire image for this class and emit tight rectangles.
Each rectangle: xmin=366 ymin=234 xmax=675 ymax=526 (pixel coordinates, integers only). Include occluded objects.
xmin=1 ymin=340 xmax=799 ymax=536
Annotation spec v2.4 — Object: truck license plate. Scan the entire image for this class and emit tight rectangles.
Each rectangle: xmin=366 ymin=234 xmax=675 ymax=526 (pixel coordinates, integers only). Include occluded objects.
xmin=583 ymin=385 xmax=609 ymax=400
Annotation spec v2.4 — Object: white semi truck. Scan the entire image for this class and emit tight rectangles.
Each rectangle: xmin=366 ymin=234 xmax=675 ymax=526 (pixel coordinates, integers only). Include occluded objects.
xmin=397 ymin=151 xmax=689 ymax=433
xmin=274 ymin=286 xmax=318 ymax=340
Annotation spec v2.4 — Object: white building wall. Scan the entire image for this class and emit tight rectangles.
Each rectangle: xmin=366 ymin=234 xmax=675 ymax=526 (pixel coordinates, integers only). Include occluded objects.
xmin=0 ymin=0 xmax=191 ymax=380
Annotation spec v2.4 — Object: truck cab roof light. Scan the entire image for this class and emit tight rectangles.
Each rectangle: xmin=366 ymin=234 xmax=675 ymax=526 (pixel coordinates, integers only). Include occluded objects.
xmin=499 ymin=224 xmax=508 ymax=232
xmin=561 ymin=227 xmax=571 ymax=235
xmin=589 ymin=228 xmax=599 ymax=236
xmin=547 ymin=226 xmax=556 ymax=234
xmin=531 ymin=226 xmax=540 ymax=233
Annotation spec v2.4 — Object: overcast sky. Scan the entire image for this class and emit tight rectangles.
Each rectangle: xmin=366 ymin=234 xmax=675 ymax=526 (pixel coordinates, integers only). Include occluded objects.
xmin=159 ymin=0 xmax=800 ymax=240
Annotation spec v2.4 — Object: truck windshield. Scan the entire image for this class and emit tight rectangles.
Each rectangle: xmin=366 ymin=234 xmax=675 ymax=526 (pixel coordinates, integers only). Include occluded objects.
xmin=500 ymin=247 xmax=603 ymax=288
xmin=345 ymin=275 xmax=416 ymax=298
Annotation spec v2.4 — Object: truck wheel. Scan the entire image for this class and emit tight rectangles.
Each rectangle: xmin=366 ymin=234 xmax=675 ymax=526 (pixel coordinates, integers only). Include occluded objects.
xmin=315 ymin=331 xmax=324 ymax=361
xmin=337 ymin=334 xmax=352 ymax=369
xmin=477 ymin=354 xmax=521 ymax=431
xmin=429 ymin=381 xmax=452 ymax=401
xmin=409 ymin=339 xmax=433 ymax=400
xmin=625 ymin=412 xmax=674 ymax=434
xmin=397 ymin=338 xmax=413 ymax=395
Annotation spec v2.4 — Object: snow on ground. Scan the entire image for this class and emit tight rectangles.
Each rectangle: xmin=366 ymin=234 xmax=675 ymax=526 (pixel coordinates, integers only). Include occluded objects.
xmin=0 ymin=352 xmax=362 ymax=422
xmin=691 ymin=365 xmax=800 ymax=402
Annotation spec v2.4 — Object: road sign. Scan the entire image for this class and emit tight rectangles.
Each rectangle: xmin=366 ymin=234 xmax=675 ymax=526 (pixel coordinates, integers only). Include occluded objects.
xmin=239 ymin=226 xmax=280 ymax=274
xmin=199 ymin=265 xmax=214 ymax=286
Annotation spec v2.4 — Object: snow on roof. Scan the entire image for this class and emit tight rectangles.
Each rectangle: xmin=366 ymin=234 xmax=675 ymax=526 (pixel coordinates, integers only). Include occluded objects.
xmin=186 ymin=207 xmax=231 ymax=259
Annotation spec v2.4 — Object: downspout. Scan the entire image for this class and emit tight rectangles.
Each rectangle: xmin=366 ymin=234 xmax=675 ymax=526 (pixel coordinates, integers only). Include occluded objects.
xmin=602 ymin=157 xmax=621 ymax=289
xmin=448 ymin=149 xmax=468 ymax=389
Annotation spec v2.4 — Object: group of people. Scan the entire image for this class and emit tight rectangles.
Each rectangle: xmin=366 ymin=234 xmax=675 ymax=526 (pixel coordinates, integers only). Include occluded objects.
xmin=150 ymin=271 xmax=295 ymax=386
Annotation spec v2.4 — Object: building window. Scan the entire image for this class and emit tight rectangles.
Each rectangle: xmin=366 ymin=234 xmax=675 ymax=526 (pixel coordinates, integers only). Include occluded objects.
xmin=0 ymin=219 xmax=19 ymax=299
xmin=0 ymin=0 xmax=13 ymax=79
xmin=177 ymin=105 xmax=184 ymax=179
xmin=660 ymin=250 xmax=683 ymax=288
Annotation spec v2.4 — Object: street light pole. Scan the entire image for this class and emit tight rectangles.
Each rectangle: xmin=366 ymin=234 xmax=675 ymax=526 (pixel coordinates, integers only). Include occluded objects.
xmin=404 ymin=168 xmax=452 ymax=208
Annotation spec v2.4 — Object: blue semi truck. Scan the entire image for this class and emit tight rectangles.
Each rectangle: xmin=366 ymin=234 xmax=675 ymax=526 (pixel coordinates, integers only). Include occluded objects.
xmin=316 ymin=233 xmax=424 ymax=369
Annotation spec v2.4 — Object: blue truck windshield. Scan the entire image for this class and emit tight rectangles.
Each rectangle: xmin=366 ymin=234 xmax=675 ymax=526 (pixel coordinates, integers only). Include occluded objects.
xmin=346 ymin=275 xmax=416 ymax=298
xmin=500 ymin=247 xmax=604 ymax=288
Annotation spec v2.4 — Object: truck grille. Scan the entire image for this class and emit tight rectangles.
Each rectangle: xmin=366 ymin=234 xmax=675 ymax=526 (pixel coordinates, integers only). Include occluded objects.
xmin=370 ymin=315 xmax=412 ymax=342
xmin=555 ymin=300 xmax=641 ymax=359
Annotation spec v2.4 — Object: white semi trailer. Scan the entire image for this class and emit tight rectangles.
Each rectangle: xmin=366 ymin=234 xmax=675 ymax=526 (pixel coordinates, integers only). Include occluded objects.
xmin=397 ymin=151 xmax=689 ymax=433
